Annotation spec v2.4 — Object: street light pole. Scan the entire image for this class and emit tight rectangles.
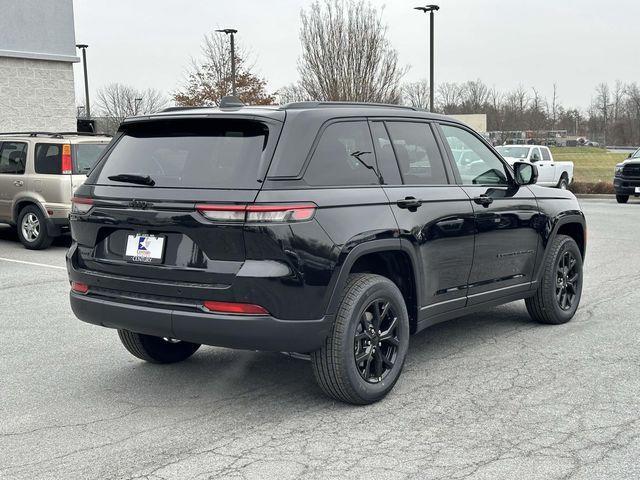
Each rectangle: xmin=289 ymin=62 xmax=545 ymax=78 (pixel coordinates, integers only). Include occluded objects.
xmin=76 ymin=44 xmax=90 ymax=118
xmin=414 ymin=5 xmax=439 ymax=112
xmin=215 ymin=28 xmax=238 ymax=97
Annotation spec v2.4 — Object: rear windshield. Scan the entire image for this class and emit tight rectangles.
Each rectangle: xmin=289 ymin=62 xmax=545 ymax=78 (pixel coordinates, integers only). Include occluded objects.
xmin=92 ymin=119 xmax=270 ymax=189
xmin=74 ymin=143 xmax=108 ymax=174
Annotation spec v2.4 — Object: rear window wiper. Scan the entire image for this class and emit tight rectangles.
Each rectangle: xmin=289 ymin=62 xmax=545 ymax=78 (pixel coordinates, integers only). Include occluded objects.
xmin=107 ymin=174 xmax=155 ymax=186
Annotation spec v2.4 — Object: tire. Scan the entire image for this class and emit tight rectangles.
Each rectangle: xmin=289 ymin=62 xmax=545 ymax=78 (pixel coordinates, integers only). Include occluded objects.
xmin=117 ymin=330 xmax=200 ymax=364
xmin=557 ymin=174 xmax=569 ymax=190
xmin=525 ymin=235 xmax=583 ymax=325
xmin=311 ymin=274 xmax=410 ymax=405
xmin=16 ymin=205 xmax=53 ymax=250
xmin=616 ymin=194 xmax=629 ymax=204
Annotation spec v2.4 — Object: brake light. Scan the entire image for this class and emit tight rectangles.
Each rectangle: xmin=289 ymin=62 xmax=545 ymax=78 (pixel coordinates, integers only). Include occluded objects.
xmin=71 ymin=196 xmax=93 ymax=214
xmin=71 ymin=281 xmax=89 ymax=294
xmin=195 ymin=203 xmax=316 ymax=223
xmin=202 ymin=300 xmax=269 ymax=315
xmin=61 ymin=144 xmax=72 ymax=174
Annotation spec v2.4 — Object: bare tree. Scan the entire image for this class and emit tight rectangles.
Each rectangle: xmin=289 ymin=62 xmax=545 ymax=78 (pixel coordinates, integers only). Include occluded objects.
xmin=550 ymin=83 xmax=559 ymax=129
xmin=276 ymin=83 xmax=312 ymax=104
xmin=174 ymin=33 xmax=274 ymax=106
xmin=593 ymin=82 xmax=611 ymax=144
xmin=402 ymin=80 xmax=430 ymax=109
xmin=95 ymin=83 xmax=168 ymax=132
xmin=297 ymin=0 xmax=407 ymax=103
xmin=436 ymin=82 xmax=463 ymax=113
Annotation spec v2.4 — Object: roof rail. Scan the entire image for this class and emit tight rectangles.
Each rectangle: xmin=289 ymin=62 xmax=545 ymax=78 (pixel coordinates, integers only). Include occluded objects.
xmin=159 ymin=106 xmax=211 ymax=113
xmin=279 ymin=101 xmax=418 ymax=111
xmin=0 ymin=131 xmax=111 ymax=138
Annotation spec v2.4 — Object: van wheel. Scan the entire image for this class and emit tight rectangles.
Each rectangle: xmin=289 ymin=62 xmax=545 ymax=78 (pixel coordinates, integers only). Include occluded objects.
xmin=311 ymin=274 xmax=410 ymax=405
xmin=557 ymin=174 xmax=569 ymax=190
xmin=526 ymin=235 xmax=583 ymax=325
xmin=616 ymin=195 xmax=629 ymax=204
xmin=117 ymin=330 xmax=200 ymax=364
xmin=17 ymin=205 xmax=53 ymax=250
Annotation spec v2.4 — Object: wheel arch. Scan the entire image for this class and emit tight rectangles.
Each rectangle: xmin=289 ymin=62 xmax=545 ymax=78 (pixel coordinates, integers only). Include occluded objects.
xmin=325 ymin=239 xmax=422 ymax=333
xmin=12 ymin=198 xmax=47 ymax=224
xmin=534 ymin=213 xmax=586 ymax=284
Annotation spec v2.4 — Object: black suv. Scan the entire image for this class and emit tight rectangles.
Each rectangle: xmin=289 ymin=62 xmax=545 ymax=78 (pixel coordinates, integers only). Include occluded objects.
xmin=67 ymin=101 xmax=586 ymax=404
xmin=614 ymin=147 xmax=640 ymax=203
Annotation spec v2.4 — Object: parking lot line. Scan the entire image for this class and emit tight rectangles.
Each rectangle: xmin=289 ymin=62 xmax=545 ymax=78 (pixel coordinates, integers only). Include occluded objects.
xmin=0 ymin=257 xmax=66 ymax=270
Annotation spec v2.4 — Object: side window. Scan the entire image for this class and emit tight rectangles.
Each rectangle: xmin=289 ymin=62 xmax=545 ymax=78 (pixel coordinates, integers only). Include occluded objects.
xmin=304 ymin=121 xmax=379 ymax=186
xmin=35 ymin=144 xmax=62 ymax=175
xmin=441 ymin=124 xmax=510 ymax=186
xmin=540 ymin=147 xmax=551 ymax=162
xmin=0 ymin=142 xmax=27 ymax=175
xmin=385 ymin=122 xmax=448 ymax=185
xmin=530 ymin=147 xmax=541 ymax=162
xmin=370 ymin=122 xmax=402 ymax=185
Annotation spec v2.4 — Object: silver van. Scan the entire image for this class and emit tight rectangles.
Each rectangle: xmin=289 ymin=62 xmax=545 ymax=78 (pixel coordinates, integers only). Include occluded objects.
xmin=0 ymin=132 xmax=111 ymax=249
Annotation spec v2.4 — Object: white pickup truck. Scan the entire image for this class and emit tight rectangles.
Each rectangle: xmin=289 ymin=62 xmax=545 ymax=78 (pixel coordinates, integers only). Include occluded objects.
xmin=496 ymin=145 xmax=574 ymax=189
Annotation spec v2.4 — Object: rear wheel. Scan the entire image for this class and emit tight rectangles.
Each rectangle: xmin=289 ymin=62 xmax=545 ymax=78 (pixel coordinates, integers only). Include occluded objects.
xmin=616 ymin=194 xmax=629 ymax=204
xmin=557 ymin=174 xmax=569 ymax=190
xmin=311 ymin=274 xmax=410 ymax=405
xmin=526 ymin=235 xmax=583 ymax=325
xmin=16 ymin=205 xmax=53 ymax=250
xmin=118 ymin=330 xmax=200 ymax=364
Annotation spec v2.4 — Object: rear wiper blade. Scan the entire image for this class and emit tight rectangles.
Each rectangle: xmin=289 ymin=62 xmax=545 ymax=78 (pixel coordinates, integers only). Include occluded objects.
xmin=107 ymin=174 xmax=155 ymax=186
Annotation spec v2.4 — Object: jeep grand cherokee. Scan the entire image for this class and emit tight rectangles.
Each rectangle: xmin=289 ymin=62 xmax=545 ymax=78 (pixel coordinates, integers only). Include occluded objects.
xmin=67 ymin=100 xmax=586 ymax=404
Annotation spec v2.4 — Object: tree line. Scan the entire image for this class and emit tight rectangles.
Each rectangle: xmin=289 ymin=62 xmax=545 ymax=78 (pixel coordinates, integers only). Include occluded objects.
xmin=88 ymin=0 xmax=640 ymax=146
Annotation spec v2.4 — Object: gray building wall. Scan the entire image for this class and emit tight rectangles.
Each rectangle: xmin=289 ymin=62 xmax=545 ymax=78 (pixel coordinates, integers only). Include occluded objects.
xmin=0 ymin=0 xmax=78 ymax=132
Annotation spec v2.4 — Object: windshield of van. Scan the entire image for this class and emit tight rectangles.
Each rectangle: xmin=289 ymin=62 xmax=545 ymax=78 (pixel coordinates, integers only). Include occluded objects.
xmin=92 ymin=119 xmax=270 ymax=189
xmin=496 ymin=146 xmax=530 ymax=159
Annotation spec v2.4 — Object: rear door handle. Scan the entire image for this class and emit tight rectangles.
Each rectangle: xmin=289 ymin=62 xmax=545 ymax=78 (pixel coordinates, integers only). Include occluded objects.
xmin=473 ymin=194 xmax=493 ymax=207
xmin=13 ymin=180 xmax=23 ymax=187
xmin=397 ymin=196 xmax=422 ymax=210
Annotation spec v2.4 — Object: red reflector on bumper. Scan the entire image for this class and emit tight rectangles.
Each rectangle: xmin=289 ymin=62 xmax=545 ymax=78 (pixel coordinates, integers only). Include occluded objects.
xmin=71 ymin=282 xmax=89 ymax=294
xmin=202 ymin=300 xmax=268 ymax=315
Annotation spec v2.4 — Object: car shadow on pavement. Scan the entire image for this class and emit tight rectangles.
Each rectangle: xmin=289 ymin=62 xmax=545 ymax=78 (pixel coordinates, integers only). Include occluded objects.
xmin=93 ymin=303 xmax=538 ymax=408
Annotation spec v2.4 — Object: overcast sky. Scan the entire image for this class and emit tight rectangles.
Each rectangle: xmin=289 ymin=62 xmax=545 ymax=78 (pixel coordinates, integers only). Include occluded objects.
xmin=72 ymin=0 xmax=640 ymax=109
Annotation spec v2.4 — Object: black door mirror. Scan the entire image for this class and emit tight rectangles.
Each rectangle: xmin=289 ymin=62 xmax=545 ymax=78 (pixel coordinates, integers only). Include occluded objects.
xmin=513 ymin=161 xmax=538 ymax=185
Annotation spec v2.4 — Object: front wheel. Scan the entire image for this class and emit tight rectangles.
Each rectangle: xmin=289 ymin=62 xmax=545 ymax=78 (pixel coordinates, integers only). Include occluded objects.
xmin=118 ymin=330 xmax=200 ymax=364
xmin=616 ymin=194 xmax=629 ymax=204
xmin=526 ymin=235 xmax=583 ymax=325
xmin=311 ymin=274 xmax=410 ymax=405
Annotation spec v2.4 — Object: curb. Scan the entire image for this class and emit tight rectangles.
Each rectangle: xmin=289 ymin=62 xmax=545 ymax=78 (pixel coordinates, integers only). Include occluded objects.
xmin=574 ymin=194 xmax=615 ymax=199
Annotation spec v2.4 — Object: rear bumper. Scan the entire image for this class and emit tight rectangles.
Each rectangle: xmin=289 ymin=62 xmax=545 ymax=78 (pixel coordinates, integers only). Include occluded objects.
xmin=45 ymin=216 xmax=70 ymax=236
xmin=70 ymin=291 xmax=333 ymax=352
xmin=614 ymin=177 xmax=640 ymax=195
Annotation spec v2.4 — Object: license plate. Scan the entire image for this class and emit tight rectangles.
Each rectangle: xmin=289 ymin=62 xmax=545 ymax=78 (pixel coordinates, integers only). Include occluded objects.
xmin=125 ymin=234 xmax=165 ymax=264
xmin=635 ymin=187 xmax=640 ymax=194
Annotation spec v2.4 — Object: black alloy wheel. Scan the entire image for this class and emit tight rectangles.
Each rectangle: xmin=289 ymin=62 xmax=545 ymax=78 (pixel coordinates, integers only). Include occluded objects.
xmin=354 ymin=299 xmax=400 ymax=383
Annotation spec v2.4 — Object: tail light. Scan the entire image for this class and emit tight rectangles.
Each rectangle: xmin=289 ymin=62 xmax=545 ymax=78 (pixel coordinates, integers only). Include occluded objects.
xmin=71 ymin=281 xmax=89 ymax=294
xmin=61 ymin=144 xmax=72 ymax=174
xmin=71 ymin=196 xmax=93 ymax=214
xmin=202 ymin=300 xmax=269 ymax=315
xmin=195 ymin=203 xmax=316 ymax=223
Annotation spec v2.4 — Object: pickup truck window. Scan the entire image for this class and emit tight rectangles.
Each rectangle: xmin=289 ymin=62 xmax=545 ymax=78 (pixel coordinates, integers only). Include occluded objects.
xmin=541 ymin=148 xmax=552 ymax=161
xmin=441 ymin=125 xmax=509 ymax=186
xmin=496 ymin=146 xmax=530 ymax=159
xmin=530 ymin=148 xmax=541 ymax=162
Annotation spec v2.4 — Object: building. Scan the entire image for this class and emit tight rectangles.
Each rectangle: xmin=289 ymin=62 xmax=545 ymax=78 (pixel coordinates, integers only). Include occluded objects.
xmin=0 ymin=0 xmax=78 ymax=132
xmin=449 ymin=114 xmax=487 ymax=134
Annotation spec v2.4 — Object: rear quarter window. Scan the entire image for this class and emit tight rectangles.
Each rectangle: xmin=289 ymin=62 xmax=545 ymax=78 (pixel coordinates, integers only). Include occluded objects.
xmin=74 ymin=143 xmax=108 ymax=174
xmin=90 ymin=118 xmax=272 ymax=189
xmin=34 ymin=144 xmax=62 ymax=175
xmin=303 ymin=121 xmax=379 ymax=186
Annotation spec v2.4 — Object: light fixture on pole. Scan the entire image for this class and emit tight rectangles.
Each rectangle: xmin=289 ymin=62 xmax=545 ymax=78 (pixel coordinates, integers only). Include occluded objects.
xmin=215 ymin=28 xmax=238 ymax=97
xmin=414 ymin=5 xmax=439 ymax=112
xmin=76 ymin=44 xmax=91 ymax=118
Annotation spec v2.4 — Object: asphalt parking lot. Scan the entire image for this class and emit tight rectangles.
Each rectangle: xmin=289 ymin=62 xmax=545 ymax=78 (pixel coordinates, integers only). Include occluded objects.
xmin=1 ymin=198 xmax=639 ymax=480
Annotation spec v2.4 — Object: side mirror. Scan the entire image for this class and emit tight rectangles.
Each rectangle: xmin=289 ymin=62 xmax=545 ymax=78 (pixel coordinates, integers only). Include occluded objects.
xmin=513 ymin=161 xmax=538 ymax=186
xmin=629 ymin=153 xmax=633 ymax=158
